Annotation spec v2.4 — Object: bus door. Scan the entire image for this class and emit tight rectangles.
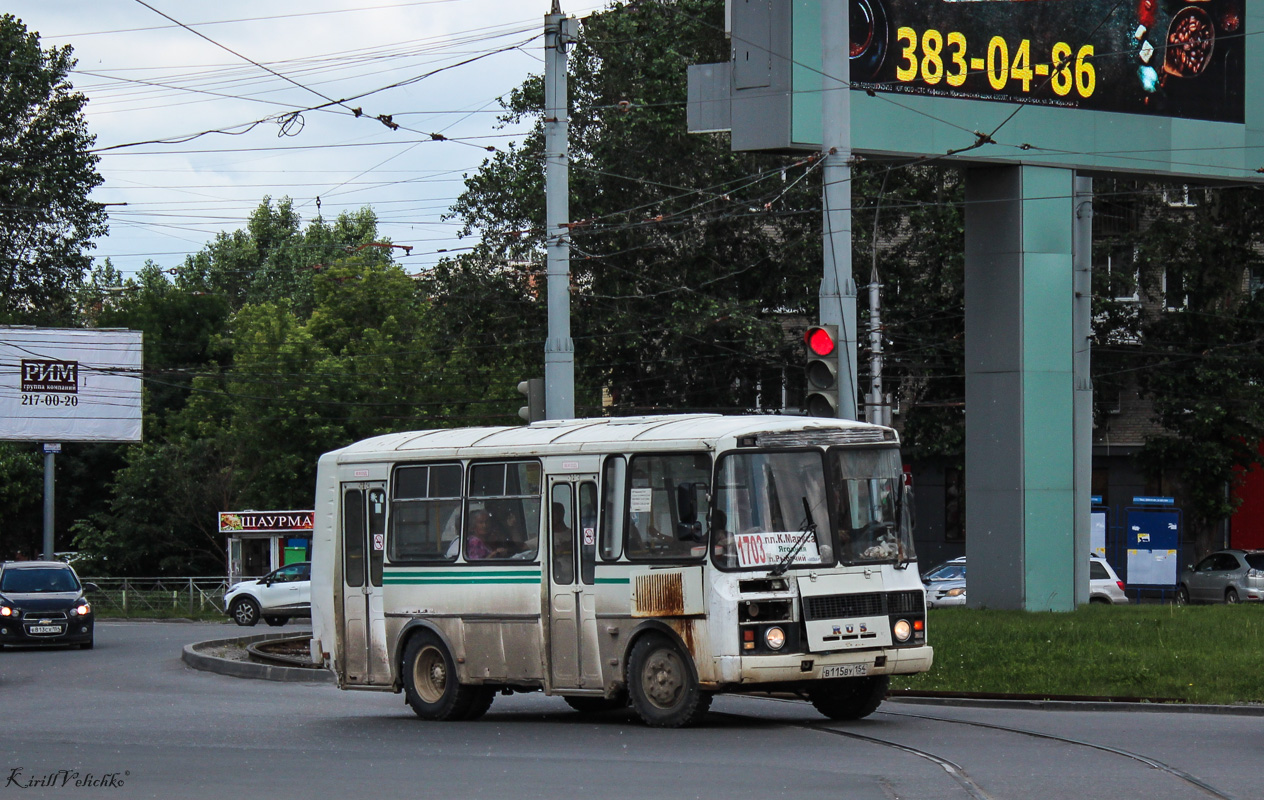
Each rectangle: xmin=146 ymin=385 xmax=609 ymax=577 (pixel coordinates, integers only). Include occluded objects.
xmin=339 ymin=482 xmax=391 ymax=686
xmin=545 ymin=475 xmax=603 ymax=691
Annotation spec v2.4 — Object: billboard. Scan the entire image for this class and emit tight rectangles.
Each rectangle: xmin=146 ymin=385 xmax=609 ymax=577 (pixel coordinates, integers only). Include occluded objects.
xmin=0 ymin=327 xmax=143 ymax=443
xmin=848 ymin=0 xmax=1245 ymax=123
xmin=776 ymin=0 xmax=1264 ymax=181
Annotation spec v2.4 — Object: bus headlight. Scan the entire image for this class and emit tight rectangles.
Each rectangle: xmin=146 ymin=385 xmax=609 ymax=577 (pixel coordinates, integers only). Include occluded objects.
xmin=764 ymin=626 xmax=786 ymax=650
xmin=892 ymin=619 xmax=912 ymax=642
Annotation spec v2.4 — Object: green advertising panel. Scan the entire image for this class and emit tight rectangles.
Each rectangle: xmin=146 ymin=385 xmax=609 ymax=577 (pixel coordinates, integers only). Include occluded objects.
xmin=790 ymin=0 xmax=1263 ymax=181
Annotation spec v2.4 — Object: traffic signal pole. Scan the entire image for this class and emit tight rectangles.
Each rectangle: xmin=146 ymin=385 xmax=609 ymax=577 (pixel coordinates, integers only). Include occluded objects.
xmin=544 ymin=2 xmax=576 ymax=420
xmin=819 ymin=0 xmax=858 ymax=421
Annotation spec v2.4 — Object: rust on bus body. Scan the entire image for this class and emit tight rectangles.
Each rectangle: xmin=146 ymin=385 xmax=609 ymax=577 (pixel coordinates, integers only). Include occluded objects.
xmin=633 ymin=572 xmax=685 ymax=617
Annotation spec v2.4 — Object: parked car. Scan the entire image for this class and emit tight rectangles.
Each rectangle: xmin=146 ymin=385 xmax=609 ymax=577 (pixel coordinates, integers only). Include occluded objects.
xmin=922 ymin=555 xmax=1129 ymax=607
xmin=1176 ymin=550 xmax=1264 ymax=605
xmin=1089 ymin=556 xmax=1129 ymax=604
xmin=922 ymin=557 xmax=967 ymax=608
xmin=0 ymin=560 xmax=96 ymax=649
xmin=223 ymin=561 xmax=311 ymax=626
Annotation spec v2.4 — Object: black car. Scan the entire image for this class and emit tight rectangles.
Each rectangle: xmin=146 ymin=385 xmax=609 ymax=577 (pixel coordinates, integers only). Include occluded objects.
xmin=0 ymin=561 xmax=96 ymax=649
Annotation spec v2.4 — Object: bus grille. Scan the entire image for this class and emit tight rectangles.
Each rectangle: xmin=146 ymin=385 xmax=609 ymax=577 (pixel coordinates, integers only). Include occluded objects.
xmin=887 ymin=590 xmax=925 ymax=614
xmin=804 ymin=590 xmax=924 ymax=620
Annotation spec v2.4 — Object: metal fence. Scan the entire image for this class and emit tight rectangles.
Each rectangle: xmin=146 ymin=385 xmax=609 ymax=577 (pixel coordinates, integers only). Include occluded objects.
xmin=82 ymin=577 xmax=230 ymax=617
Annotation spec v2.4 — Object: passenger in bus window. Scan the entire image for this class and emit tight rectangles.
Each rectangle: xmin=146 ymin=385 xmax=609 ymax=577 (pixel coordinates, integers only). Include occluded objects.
xmin=466 ymin=509 xmax=509 ymax=560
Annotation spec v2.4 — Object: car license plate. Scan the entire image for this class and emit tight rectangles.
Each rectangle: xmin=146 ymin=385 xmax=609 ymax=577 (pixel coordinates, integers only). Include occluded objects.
xmin=821 ymin=663 xmax=868 ymax=679
xmin=29 ymin=625 xmax=64 ymax=635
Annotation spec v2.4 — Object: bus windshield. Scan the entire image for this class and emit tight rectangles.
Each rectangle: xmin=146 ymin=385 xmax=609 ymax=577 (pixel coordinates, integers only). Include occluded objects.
xmin=828 ymin=447 xmax=916 ymax=566
xmin=713 ymin=451 xmax=833 ymax=570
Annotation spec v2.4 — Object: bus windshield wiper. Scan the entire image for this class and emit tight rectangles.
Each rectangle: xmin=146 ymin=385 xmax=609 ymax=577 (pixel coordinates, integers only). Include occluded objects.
xmin=771 ymin=497 xmax=817 ymax=577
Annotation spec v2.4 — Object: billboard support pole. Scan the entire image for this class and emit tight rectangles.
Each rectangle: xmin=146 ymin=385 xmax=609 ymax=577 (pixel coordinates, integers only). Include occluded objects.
xmin=43 ymin=445 xmax=56 ymax=560
xmin=819 ymin=0 xmax=858 ymax=420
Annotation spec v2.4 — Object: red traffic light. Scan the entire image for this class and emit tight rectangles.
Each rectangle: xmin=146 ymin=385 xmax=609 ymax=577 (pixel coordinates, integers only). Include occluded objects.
xmin=805 ymin=326 xmax=836 ymax=357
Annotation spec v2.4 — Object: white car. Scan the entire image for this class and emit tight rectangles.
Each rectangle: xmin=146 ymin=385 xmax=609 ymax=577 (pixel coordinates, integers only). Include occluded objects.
xmin=922 ymin=556 xmax=1128 ymax=607
xmin=1089 ymin=556 xmax=1129 ymax=604
xmin=223 ymin=562 xmax=311 ymax=627
xmin=922 ymin=557 xmax=967 ymax=608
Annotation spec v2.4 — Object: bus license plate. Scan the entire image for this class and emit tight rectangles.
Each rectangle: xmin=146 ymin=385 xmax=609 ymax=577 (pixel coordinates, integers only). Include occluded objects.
xmin=29 ymin=625 xmax=64 ymax=635
xmin=821 ymin=664 xmax=868 ymax=679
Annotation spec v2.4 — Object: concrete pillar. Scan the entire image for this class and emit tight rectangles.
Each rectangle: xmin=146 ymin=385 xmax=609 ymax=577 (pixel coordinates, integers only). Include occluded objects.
xmin=964 ymin=165 xmax=1077 ymax=612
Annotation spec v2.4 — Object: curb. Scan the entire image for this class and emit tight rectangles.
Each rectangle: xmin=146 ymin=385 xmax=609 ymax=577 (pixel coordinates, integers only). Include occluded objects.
xmin=888 ymin=695 xmax=1264 ymax=717
xmin=182 ymin=632 xmax=335 ymax=683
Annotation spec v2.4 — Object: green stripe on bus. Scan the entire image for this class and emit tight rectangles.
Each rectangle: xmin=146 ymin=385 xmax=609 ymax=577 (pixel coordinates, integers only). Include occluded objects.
xmin=383 ymin=577 xmax=540 ymax=585
xmin=383 ymin=571 xmax=541 ymax=578
xmin=594 ymin=577 xmax=630 ymax=584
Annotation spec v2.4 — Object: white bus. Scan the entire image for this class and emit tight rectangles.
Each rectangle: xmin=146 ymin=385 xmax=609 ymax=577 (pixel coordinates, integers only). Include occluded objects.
xmin=310 ymin=414 xmax=932 ymax=727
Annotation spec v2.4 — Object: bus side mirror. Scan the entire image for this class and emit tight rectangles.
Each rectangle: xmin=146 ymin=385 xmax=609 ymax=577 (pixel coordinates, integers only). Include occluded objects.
xmin=675 ymin=483 xmax=704 ymax=542
xmin=676 ymin=483 xmax=697 ymax=523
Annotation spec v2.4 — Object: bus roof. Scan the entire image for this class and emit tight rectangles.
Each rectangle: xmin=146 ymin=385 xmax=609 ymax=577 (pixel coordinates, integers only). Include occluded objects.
xmin=323 ymin=414 xmax=896 ymax=463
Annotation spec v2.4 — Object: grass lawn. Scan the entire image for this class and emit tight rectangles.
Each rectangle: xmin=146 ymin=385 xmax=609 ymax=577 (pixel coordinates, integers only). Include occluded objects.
xmin=891 ymin=604 xmax=1264 ymax=705
xmin=95 ymin=601 xmax=1262 ymax=704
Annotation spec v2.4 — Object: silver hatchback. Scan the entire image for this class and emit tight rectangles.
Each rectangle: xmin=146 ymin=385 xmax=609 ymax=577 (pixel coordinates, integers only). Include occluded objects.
xmin=1176 ymin=550 xmax=1264 ymax=604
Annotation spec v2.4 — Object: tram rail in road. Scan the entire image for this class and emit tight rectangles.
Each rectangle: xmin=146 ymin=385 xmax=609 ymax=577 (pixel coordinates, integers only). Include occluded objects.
xmin=720 ymin=695 xmax=1241 ymax=800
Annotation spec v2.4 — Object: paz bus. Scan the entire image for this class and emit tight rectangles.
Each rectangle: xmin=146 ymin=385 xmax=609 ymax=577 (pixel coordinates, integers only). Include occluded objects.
xmin=309 ymin=414 xmax=932 ymax=727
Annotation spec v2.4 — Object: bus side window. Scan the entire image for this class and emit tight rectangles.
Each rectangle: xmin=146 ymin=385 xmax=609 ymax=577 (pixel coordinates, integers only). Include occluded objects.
xmin=344 ymin=489 xmax=365 ymax=587
xmin=551 ymin=484 xmax=575 ymax=584
xmin=625 ymin=452 xmax=710 ymax=561
xmin=579 ymin=481 xmax=597 ymax=585
xmin=465 ymin=460 xmax=541 ymax=562
xmin=389 ymin=463 xmax=462 ymax=563
xmin=600 ymin=456 xmax=626 ymax=561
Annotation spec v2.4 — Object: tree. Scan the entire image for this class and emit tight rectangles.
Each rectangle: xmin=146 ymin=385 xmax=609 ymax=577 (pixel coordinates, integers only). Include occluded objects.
xmin=446 ymin=0 xmax=822 ymax=413
xmin=0 ymin=15 xmax=105 ymax=324
xmin=1129 ymin=185 xmax=1264 ymax=551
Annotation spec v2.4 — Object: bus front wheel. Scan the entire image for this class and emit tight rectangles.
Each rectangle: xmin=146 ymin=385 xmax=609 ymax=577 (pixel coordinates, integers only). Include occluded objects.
xmin=809 ymin=675 xmax=890 ymax=720
xmin=627 ymin=634 xmax=710 ymax=728
xmin=402 ymin=632 xmax=484 ymax=721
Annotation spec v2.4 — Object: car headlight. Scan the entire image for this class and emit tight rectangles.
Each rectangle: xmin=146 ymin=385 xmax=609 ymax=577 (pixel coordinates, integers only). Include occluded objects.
xmin=944 ymin=587 xmax=966 ymax=597
xmin=893 ymin=619 xmax=912 ymax=642
xmin=764 ymin=626 xmax=786 ymax=650
xmin=0 ymin=605 xmax=14 ymax=617
xmin=71 ymin=602 xmax=91 ymax=616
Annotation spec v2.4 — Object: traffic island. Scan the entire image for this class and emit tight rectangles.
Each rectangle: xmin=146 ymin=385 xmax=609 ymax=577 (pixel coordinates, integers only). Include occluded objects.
xmin=183 ymin=631 xmax=334 ymax=683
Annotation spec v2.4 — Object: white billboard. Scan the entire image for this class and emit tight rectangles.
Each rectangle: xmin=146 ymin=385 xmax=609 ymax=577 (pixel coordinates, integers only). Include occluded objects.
xmin=0 ymin=327 xmax=143 ymax=442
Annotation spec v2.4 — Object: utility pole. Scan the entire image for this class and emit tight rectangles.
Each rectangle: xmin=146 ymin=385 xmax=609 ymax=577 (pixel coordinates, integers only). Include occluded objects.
xmin=866 ymin=171 xmax=891 ymax=428
xmin=819 ymin=0 xmax=858 ymax=420
xmin=544 ymin=1 xmax=576 ymax=420
xmin=866 ymin=267 xmax=890 ymax=427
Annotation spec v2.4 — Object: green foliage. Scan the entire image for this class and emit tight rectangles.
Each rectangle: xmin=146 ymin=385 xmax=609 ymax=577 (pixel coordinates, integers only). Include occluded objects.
xmin=72 ymin=196 xmax=540 ymax=573
xmin=0 ymin=15 xmax=106 ymax=325
xmin=447 ymin=0 xmax=822 ymax=413
xmin=852 ymin=164 xmax=965 ymax=462
xmin=895 ymin=606 xmax=1264 ymax=705
xmin=0 ymin=443 xmax=42 ymax=557
xmin=1094 ymin=183 xmax=1264 ymax=544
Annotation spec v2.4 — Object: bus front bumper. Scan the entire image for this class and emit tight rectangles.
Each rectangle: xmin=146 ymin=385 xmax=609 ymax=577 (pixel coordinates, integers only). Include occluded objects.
xmin=721 ymin=644 xmax=933 ymax=685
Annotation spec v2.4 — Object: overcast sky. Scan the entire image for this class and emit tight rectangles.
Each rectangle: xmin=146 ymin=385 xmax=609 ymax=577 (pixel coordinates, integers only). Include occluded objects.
xmin=9 ymin=0 xmax=607 ymax=279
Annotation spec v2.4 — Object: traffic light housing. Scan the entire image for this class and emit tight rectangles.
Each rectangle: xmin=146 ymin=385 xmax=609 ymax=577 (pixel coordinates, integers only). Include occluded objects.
xmin=803 ymin=324 xmax=839 ymax=417
xmin=517 ymin=378 xmax=544 ymax=423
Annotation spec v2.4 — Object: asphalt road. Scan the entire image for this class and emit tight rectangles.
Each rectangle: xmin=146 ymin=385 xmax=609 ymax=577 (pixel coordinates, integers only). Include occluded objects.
xmin=1 ymin=621 xmax=1257 ymax=800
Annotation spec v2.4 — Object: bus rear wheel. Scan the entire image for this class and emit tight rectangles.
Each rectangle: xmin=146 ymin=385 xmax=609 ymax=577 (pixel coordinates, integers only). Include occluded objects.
xmin=627 ymin=634 xmax=710 ymax=728
xmin=809 ymin=675 xmax=890 ymax=720
xmin=402 ymin=632 xmax=482 ymax=721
